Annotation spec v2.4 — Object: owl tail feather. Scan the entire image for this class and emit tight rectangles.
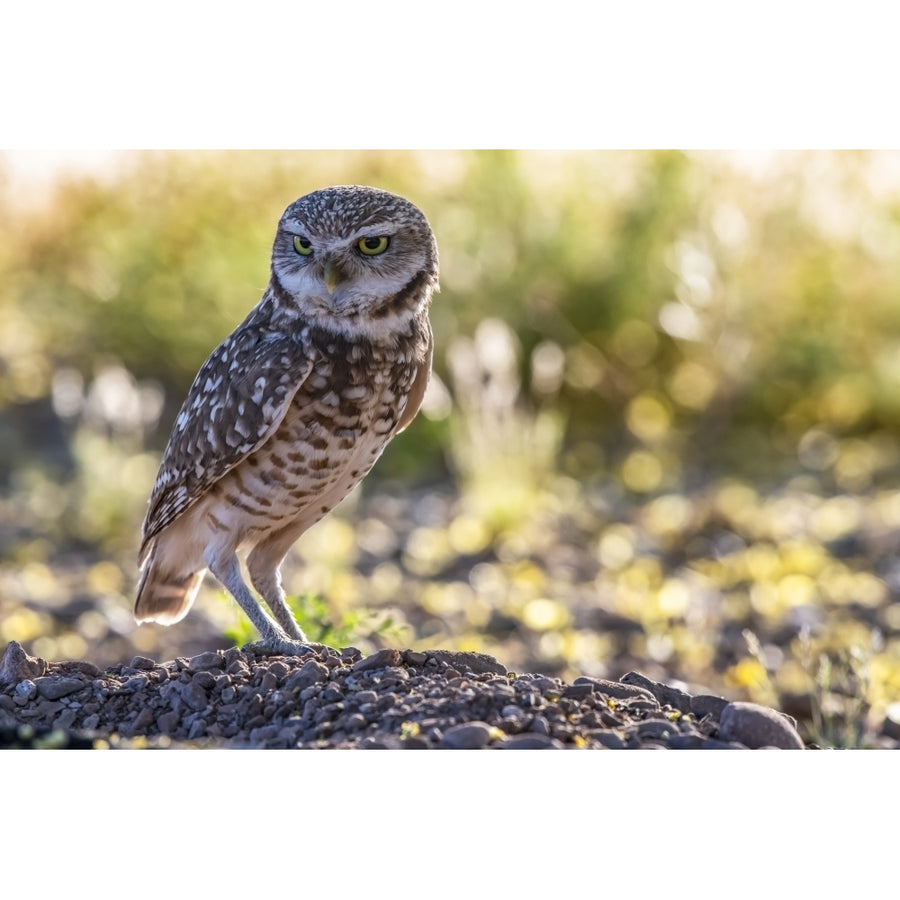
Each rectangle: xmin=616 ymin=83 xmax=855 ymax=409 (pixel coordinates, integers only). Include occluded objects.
xmin=135 ymin=549 xmax=205 ymax=626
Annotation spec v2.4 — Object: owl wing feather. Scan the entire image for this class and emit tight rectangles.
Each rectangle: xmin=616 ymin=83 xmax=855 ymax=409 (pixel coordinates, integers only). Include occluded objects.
xmin=139 ymin=320 xmax=315 ymax=561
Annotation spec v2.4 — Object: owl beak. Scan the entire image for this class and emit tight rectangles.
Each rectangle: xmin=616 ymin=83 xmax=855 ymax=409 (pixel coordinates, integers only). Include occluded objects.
xmin=323 ymin=258 xmax=344 ymax=296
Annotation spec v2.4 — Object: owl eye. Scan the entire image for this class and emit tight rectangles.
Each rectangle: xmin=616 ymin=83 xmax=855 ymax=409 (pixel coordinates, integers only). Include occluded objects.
xmin=293 ymin=235 xmax=314 ymax=256
xmin=357 ymin=235 xmax=390 ymax=256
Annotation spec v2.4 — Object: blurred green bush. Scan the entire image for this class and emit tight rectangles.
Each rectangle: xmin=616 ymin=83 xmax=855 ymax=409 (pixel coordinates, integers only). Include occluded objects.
xmin=5 ymin=150 xmax=900 ymax=499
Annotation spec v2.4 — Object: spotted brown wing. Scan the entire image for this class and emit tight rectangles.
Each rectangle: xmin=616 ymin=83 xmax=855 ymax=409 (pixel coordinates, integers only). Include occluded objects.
xmin=139 ymin=322 xmax=315 ymax=561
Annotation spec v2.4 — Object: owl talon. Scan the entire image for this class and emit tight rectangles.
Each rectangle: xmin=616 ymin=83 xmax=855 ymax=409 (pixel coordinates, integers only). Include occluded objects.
xmin=241 ymin=639 xmax=318 ymax=658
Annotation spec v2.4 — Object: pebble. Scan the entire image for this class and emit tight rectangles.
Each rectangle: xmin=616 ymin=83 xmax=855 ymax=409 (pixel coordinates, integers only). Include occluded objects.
xmin=157 ymin=711 xmax=181 ymax=734
xmin=180 ymin=681 xmax=209 ymax=712
xmin=530 ymin=715 xmax=551 ymax=736
xmin=629 ymin=719 xmax=680 ymax=741
xmin=690 ymin=694 xmax=729 ymax=720
xmin=718 ymin=702 xmax=805 ymax=750
xmin=285 ymin=659 xmax=329 ymax=692
xmin=34 ymin=677 xmax=84 ymax=700
xmin=130 ymin=656 xmax=156 ymax=671
xmin=352 ymin=649 xmax=401 ymax=672
xmin=118 ymin=675 xmax=150 ymax=694
xmin=562 ymin=683 xmax=594 ymax=700
xmin=620 ymin=672 xmax=693 ymax=714
xmin=498 ymin=733 xmax=563 ymax=749
xmin=441 ymin=721 xmax=494 ymax=749
xmin=0 ymin=642 xmax=46 ymax=686
xmin=187 ymin=651 xmax=225 ymax=672
xmin=427 ymin=651 xmax=507 ymax=676
xmin=15 ymin=680 xmax=37 ymax=701
xmin=574 ymin=677 xmax=657 ymax=703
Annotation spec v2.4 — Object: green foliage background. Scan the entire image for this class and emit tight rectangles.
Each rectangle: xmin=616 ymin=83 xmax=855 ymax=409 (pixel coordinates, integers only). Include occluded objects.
xmin=2 ymin=150 xmax=899 ymax=744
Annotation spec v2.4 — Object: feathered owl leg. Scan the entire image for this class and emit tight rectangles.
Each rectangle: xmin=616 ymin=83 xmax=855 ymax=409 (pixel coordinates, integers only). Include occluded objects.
xmin=246 ymin=560 xmax=306 ymax=641
xmin=205 ymin=549 xmax=312 ymax=656
xmin=246 ymin=525 xmax=312 ymax=641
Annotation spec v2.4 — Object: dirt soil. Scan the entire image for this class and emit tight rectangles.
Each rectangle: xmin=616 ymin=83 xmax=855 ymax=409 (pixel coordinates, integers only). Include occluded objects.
xmin=0 ymin=639 xmax=821 ymax=749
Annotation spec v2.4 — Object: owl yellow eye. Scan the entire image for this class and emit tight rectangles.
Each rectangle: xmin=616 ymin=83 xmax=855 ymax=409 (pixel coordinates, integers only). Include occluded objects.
xmin=293 ymin=235 xmax=313 ymax=256
xmin=357 ymin=235 xmax=390 ymax=256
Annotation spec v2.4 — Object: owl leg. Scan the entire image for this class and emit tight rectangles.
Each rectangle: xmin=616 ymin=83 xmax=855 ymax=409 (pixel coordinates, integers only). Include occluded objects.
xmin=205 ymin=549 xmax=312 ymax=656
xmin=246 ymin=533 xmax=308 ymax=641
xmin=247 ymin=564 xmax=307 ymax=642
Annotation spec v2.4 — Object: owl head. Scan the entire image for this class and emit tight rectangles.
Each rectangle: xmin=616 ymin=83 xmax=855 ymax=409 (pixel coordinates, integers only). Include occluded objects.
xmin=270 ymin=185 xmax=439 ymax=339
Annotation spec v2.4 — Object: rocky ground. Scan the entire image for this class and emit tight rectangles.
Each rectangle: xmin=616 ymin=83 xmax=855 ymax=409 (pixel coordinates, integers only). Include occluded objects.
xmin=0 ymin=639 xmax=818 ymax=749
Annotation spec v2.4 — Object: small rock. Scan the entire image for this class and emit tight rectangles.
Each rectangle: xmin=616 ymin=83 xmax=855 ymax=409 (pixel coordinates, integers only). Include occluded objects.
xmin=576 ymin=677 xmax=657 ymax=703
xmin=592 ymin=731 xmax=627 ymax=750
xmin=0 ymin=642 xmax=47 ymax=686
xmin=267 ymin=661 xmax=290 ymax=681
xmin=427 ymin=651 xmax=507 ymax=676
xmin=15 ymin=680 xmax=37 ymax=702
xmin=530 ymin=715 xmax=551 ymax=736
xmin=258 ymin=672 xmax=278 ymax=694
xmin=322 ymin=683 xmax=344 ymax=703
xmin=630 ymin=719 xmax=680 ymax=741
xmin=344 ymin=714 xmax=367 ymax=731
xmin=34 ymin=677 xmax=85 ymax=701
xmin=60 ymin=661 xmax=102 ymax=678
xmin=352 ymin=648 xmax=401 ymax=673
xmin=226 ymin=659 xmax=251 ymax=678
xmin=157 ymin=711 xmax=181 ymax=734
xmin=192 ymin=671 xmax=217 ymax=691
xmin=441 ymin=721 xmax=494 ymax=749
xmin=285 ymin=659 xmax=329 ymax=692
xmin=187 ymin=651 xmax=225 ymax=672
xmin=690 ymin=694 xmax=729 ymax=720
xmin=187 ymin=719 xmax=207 ymax=741
xmin=498 ymin=733 xmax=563 ymax=749
xmin=562 ymin=683 xmax=594 ymax=700
xmin=181 ymin=681 xmax=209 ymax=712
xmin=620 ymin=672 xmax=693 ymax=714
xmin=130 ymin=656 xmax=156 ymax=671
xmin=719 ymin=702 xmax=805 ymax=750
xmin=118 ymin=674 xmax=150 ymax=694
xmin=55 ymin=708 xmax=78 ymax=730
xmin=666 ymin=734 xmax=704 ymax=750
xmin=403 ymin=650 xmax=428 ymax=666
xmin=223 ymin=647 xmax=246 ymax=667
xmin=132 ymin=706 xmax=156 ymax=733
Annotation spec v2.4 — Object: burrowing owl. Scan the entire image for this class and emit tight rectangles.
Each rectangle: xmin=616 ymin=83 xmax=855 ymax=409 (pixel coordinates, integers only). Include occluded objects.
xmin=135 ymin=185 xmax=439 ymax=655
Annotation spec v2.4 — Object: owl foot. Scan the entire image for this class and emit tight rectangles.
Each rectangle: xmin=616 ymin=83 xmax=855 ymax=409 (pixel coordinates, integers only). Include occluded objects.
xmin=241 ymin=639 xmax=318 ymax=658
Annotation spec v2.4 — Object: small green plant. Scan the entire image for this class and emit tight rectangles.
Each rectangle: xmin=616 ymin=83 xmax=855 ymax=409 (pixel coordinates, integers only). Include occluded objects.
xmin=222 ymin=591 xmax=404 ymax=651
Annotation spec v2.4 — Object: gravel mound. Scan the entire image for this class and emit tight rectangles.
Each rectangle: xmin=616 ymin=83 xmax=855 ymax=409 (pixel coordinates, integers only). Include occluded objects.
xmin=0 ymin=640 xmax=808 ymax=749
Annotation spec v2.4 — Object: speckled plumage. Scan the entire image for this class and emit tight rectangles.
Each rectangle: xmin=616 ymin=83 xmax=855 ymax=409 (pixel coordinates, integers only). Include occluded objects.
xmin=135 ymin=186 xmax=438 ymax=654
